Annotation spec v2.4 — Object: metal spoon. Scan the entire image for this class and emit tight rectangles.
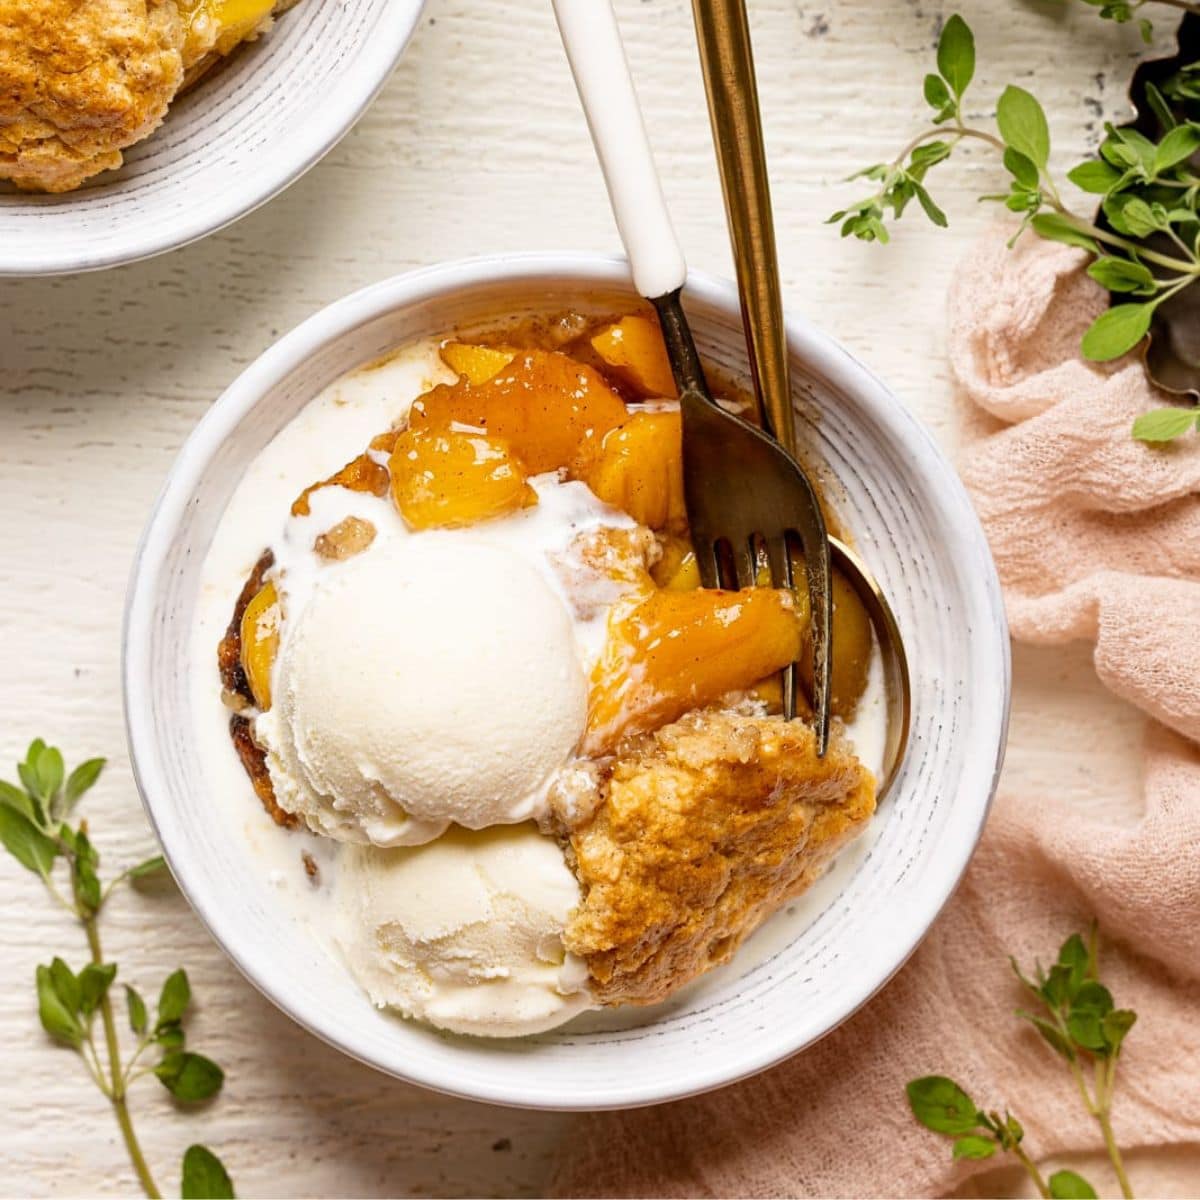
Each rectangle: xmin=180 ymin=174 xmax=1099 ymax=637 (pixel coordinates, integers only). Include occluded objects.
xmin=553 ymin=0 xmax=835 ymax=748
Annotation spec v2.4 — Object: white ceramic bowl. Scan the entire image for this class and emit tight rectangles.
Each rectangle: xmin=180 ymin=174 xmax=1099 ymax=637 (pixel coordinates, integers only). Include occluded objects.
xmin=124 ymin=255 xmax=1010 ymax=1110
xmin=0 ymin=0 xmax=424 ymax=277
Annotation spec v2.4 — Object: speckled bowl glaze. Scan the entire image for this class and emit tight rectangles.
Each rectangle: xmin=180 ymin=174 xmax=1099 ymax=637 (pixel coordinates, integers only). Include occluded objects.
xmin=124 ymin=255 xmax=1010 ymax=1110
xmin=0 ymin=0 xmax=425 ymax=277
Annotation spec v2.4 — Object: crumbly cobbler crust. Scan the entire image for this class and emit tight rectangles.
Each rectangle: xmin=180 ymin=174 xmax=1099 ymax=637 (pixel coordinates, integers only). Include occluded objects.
xmin=562 ymin=707 xmax=876 ymax=1006
xmin=0 ymin=0 xmax=282 ymax=192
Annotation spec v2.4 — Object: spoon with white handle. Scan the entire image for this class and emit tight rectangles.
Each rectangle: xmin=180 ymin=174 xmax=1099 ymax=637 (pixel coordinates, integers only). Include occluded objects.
xmin=552 ymin=0 xmax=833 ymax=747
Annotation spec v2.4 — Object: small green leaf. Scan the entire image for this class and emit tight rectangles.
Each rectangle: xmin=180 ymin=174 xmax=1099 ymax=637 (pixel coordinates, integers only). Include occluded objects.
xmin=0 ymin=779 xmax=36 ymax=822
xmin=1139 ymin=17 xmax=1153 ymax=43
xmin=1145 ymin=82 xmax=1177 ymax=130
xmin=64 ymin=758 xmax=105 ymax=808
xmin=157 ymin=969 xmax=192 ymax=1027
xmin=1154 ymin=124 xmax=1200 ymax=175
xmin=1102 ymin=1008 xmax=1137 ymax=1052
xmin=1005 ymin=1113 xmax=1024 ymax=1145
xmin=1041 ymin=963 xmax=1074 ymax=1008
xmin=905 ymin=1076 xmax=982 ymax=1134
xmin=937 ymin=14 xmax=975 ymax=99
xmin=952 ymin=1135 xmax=996 ymax=1160
xmin=924 ymin=73 xmax=952 ymax=111
xmin=156 ymin=1023 xmax=186 ymax=1049
xmin=73 ymin=830 xmax=101 ymax=915
xmin=1030 ymin=213 xmax=1100 ymax=254
xmin=126 ymin=985 xmax=148 ymax=1035
xmin=997 ymin=85 xmax=1051 ymax=169
xmin=1087 ymin=258 xmax=1157 ymax=296
xmin=1048 ymin=1169 xmax=1099 ymax=1199
xmin=913 ymin=183 xmax=948 ymax=228
xmin=36 ymin=748 xmax=64 ymax=810
xmin=1016 ymin=1010 xmax=1075 ymax=1060
xmin=1010 ymin=956 xmax=1041 ymax=996
xmin=1073 ymin=981 xmax=1114 ymax=1015
xmin=1067 ymin=160 xmax=1122 ymax=195
xmin=78 ymin=963 xmax=117 ymax=1017
xmin=910 ymin=140 xmax=953 ymax=174
xmin=1003 ymin=148 xmax=1039 ymax=190
xmin=36 ymin=963 xmax=82 ymax=1048
xmin=0 ymin=805 xmax=58 ymax=876
xmin=1057 ymin=934 xmax=1090 ymax=995
xmin=1067 ymin=1008 xmax=1106 ymax=1050
xmin=1106 ymin=125 xmax=1157 ymax=175
xmin=181 ymin=1145 xmax=235 ymax=1199
xmin=1132 ymin=408 xmax=1199 ymax=442
xmin=1118 ymin=198 xmax=1165 ymax=237
xmin=156 ymin=1051 xmax=224 ymax=1102
xmin=128 ymin=855 xmax=166 ymax=880
xmin=1081 ymin=303 xmax=1154 ymax=362
xmin=49 ymin=957 xmax=81 ymax=1015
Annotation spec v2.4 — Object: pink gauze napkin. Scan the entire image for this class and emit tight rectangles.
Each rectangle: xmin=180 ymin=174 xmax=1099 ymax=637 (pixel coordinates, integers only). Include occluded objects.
xmin=551 ymin=228 xmax=1200 ymax=1198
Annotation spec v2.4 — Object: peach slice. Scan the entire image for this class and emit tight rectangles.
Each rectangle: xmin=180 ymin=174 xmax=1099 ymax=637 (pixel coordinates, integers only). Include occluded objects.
xmin=240 ymin=581 xmax=280 ymax=711
xmin=408 ymin=349 xmax=628 ymax=474
xmin=440 ymin=342 xmax=516 ymax=386
xmin=651 ymin=535 xmax=697 ymax=589
xmin=388 ymin=427 xmax=536 ymax=529
xmin=591 ymin=316 xmax=677 ymax=399
xmin=585 ymin=586 xmax=805 ymax=754
xmin=572 ymin=410 xmax=685 ymax=531
xmin=199 ymin=0 xmax=277 ymax=54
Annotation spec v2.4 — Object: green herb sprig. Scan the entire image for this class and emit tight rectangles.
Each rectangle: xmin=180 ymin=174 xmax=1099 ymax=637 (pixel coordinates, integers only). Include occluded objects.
xmin=831 ymin=12 xmax=1200 ymax=443
xmin=0 ymin=739 xmax=234 ymax=1199
xmin=907 ymin=927 xmax=1136 ymax=1199
xmin=1072 ymin=0 xmax=1200 ymax=43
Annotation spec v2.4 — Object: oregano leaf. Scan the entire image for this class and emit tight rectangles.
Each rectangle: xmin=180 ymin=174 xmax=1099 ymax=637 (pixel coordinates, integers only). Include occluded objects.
xmin=905 ymin=1076 xmax=982 ymax=1134
xmin=937 ymin=14 xmax=975 ymax=99
xmin=997 ymin=85 xmax=1051 ymax=168
xmin=1132 ymin=408 xmax=1198 ymax=442
xmin=1080 ymin=303 xmax=1153 ymax=362
xmin=181 ymin=1145 xmax=235 ymax=1199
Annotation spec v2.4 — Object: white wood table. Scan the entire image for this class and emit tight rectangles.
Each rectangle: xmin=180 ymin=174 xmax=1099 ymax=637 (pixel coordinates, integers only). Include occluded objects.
xmin=0 ymin=2 xmax=1180 ymax=1195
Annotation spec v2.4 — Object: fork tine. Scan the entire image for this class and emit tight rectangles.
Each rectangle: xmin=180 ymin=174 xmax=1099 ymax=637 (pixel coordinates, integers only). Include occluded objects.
xmin=693 ymin=538 xmax=721 ymax=590
xmin=732 ymin=537 xmax=757 ymax=590
xmin=766 ymin=536 xmax=798 ymax=722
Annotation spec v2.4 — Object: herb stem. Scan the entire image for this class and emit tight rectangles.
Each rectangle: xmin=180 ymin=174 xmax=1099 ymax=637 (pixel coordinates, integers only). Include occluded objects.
xmin=891 ymin=124 xmax=1005 ymax=172
xmin=1069 ymin=1056 xmax=1100 ymax=1117
xmin=1099 ymin=1107 xmax=1135 ymax=1200
xmin=81 ymin=902 xmax=161 ymax=1200
xmin=1012 ymin=1141 xmax=1052 ymax=1199
xmin=1047 ymin=205 xmax=1200 ymax=273
xmin=1094 ymin=1055 xmax=1135 ymax=1200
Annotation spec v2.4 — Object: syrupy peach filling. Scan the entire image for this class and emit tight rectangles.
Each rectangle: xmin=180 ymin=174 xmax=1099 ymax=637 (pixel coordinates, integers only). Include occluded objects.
xmin=232 ymin=312 xmax=865 ymax=751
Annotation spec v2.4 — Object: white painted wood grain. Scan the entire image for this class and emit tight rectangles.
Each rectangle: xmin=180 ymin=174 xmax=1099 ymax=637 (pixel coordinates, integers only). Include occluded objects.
xmin=1 ymin=1 xmax=1192 ymax=1195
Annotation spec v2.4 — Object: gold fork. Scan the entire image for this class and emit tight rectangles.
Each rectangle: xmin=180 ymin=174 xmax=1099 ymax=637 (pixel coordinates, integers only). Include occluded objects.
xmin=691 ymin=0 xmax=913 ymax=793
xmin=552 ymin=0 xmax=833 ymax=750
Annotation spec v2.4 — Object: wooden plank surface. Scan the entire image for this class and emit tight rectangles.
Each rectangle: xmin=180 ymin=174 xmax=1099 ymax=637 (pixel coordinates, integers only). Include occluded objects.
xmin=0 ymin=1 xmax=1184 ymax=1195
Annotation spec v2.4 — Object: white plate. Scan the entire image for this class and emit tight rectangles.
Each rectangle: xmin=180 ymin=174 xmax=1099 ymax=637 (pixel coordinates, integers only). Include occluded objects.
xmin=0 ymin=0 xmax=424 ymax=277
xmin=123 ymin=254 xmax=1010 ymax=1110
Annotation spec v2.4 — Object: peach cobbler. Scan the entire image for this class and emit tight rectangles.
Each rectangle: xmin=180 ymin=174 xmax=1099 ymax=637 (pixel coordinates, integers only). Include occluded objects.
xmin=217 ymin=311 xmax=879 ymax=1036
xmin=0 ymin=0 xmax=297 ymax=192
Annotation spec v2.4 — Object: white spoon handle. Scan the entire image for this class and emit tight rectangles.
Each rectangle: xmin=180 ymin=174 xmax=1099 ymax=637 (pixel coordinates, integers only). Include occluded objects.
xmin=552 ymin=0 xmax=687 ymax=299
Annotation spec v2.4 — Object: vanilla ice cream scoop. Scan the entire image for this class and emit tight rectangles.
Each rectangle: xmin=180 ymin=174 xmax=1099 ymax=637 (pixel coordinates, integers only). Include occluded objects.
xmin=256 ymin=537 xmax=589 ymax=846
xmin=337 ymin=823 xmax=593 ymax=1037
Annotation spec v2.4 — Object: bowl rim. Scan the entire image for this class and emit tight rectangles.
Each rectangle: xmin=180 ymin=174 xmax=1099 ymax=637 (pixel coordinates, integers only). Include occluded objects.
xmin=0 ymin=0 xmax=426 ymax=278
xmin=123 ymin=252 xmax=1011 ymax=1110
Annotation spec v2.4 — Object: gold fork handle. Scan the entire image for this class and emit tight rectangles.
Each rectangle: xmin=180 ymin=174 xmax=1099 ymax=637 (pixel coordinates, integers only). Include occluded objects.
xmin=690 ymin=0 xmax=794 ymax=454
